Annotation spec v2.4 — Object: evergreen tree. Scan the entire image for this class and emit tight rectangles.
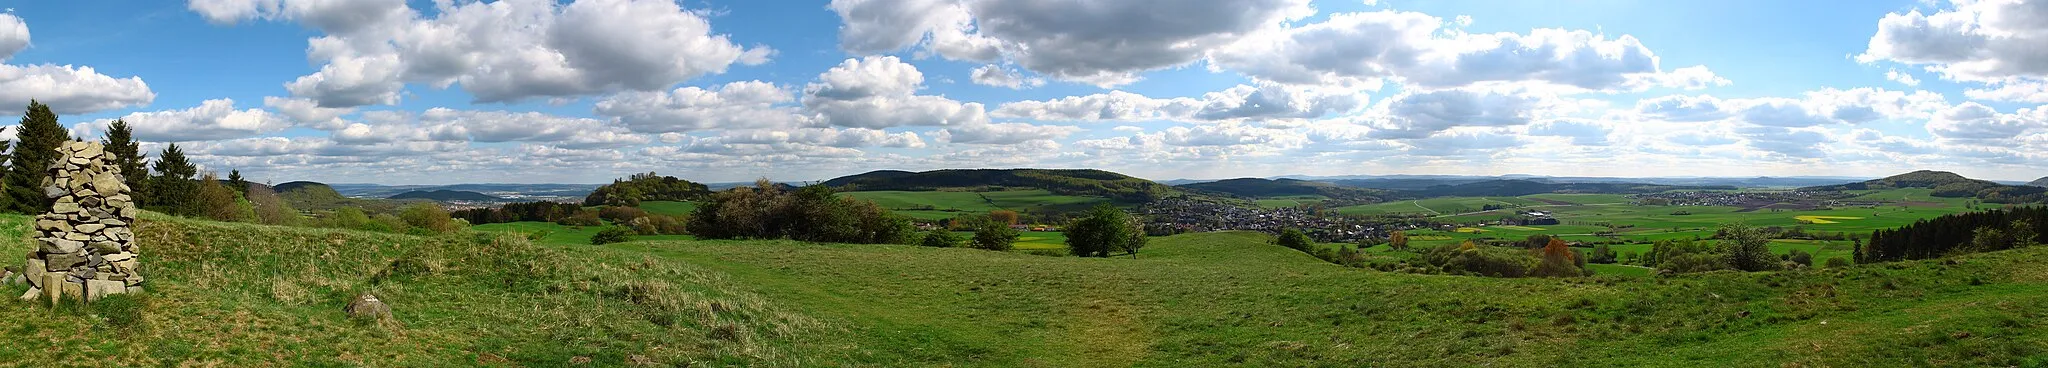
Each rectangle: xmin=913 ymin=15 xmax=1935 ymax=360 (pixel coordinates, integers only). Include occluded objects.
xmin=227 ymin=169 xmax=249 ymax=196
xmin=0 ymin=130 xmax=12 ymax=211
xmin=3 ymin=101 xmax=70 ymax=214
xmin=101 ymin=119 xmax=146 ymax=201
xmin=150 ymin=143 xmax=200 ymax=216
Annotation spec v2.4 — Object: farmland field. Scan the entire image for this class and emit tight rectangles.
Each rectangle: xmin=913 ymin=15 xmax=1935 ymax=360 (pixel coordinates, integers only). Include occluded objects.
xmin=1255 ymin=195 xmax=1328 ymax=208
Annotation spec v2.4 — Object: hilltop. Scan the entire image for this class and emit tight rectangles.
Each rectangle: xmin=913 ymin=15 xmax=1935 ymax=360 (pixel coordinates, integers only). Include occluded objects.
xmin=1804 ymin=170 xmax=2046 ymax=202
xmin=822 ymin=168 xmax=1177 ymax=201
xmin=271 ymin=181 xmax=333 ymax=194
xmin=2030 ymin=176 xmax=2048 ymax=187
xmin=386 ymin=190 xmax=501 ymax=201
xmin=1176 ymin=178 xmax=1385 ymax=201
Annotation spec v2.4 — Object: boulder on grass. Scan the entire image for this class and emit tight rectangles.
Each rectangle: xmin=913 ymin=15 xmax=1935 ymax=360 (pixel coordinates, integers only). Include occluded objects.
xmin=345 ymin=293 xmax=394 ymax=323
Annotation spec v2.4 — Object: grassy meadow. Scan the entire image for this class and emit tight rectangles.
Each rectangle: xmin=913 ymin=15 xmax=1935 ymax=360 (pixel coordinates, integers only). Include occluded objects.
xmin=3 ymin=211 xmax=2046 ymax=366
xmin=471 ymin=221 xmax=693 ymax=246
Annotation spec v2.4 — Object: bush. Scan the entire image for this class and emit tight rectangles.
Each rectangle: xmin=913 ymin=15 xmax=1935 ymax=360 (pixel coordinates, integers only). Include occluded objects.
xmin=557 ymin=210 xmax=602 ymax=227
xmin=591 ymin=227 xmax=632 ymax=245
xmin=1276 ymin=228 xmax=1312 ymax=252
xmin=1720 ymin=223 xmax=1779 ymax=272
xmin=919 ymin=230 xmax=960 ymax=248
xmin=1589 ymin=244 xmax=1618 ymax=264
xmin=399 ymin=203 xmax=458 ymax=233
xmin=1824 ymin=257 xmax=1852 ymax=268
xmin=970 ymin=221 xmax=1019 ymax=251
xmin=1421 ymin=244 xmax=1537 ymax=278
xmin=321 ymin=207 xmax=371 ymax=230
xmin=1064 ymin=204 xmax=1145 ymax=258
xmin=688 ymin=182 xmax=914 ymax=244
xmin=1786 ymin=249 xmax=1814 ymax=267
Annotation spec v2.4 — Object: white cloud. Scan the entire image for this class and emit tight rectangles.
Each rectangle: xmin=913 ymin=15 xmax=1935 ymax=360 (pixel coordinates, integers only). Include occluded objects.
xmin=802 ymin=56 xmax=990 ymax=128
xmin=1212 ymin=10 xmax=1726 ymax=93
xmin=936 ymin=122 xmax=1078 ymax=144
xmin=197 ymin=0 xmax=773 ymax=107
xmin=1927 ymin=102 xmax=2045 ymax=141
xmin=84 ymin=99 xmax=287 ymax=142
xmin=992 ymin=83 xmax=1361 ymax=123
xmin=1964 ymin=80 xmax=2048 ymax=103
xmin=1858 ymin=0 xmax=2048 ymax=103
xmin=830 ymin=0 xmax=1314 ymax=86
xmin=1526 ymin=119 xmax=1612 ymax=145
xmin=970 ymin=64 xmax=1043 ymax=89
xmin=0 ymin=15 xmax=155 ymax=115
xmin=0 ymin=14 xmax=28 ymax=60
xmin=1361 ymin=88 xmax=1558 ymax=139
xmin=594 ymin=80 xmax=807 ymax=133
xmin=1886 ymin=68 xmax=1922 ymax=86
xmin=263 ymin=96 xmax=354 ymax=130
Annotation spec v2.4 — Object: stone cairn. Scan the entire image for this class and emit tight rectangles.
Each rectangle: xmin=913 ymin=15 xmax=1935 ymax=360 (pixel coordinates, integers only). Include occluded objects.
xmin=17 ymin=141 xmax=141 ymax=305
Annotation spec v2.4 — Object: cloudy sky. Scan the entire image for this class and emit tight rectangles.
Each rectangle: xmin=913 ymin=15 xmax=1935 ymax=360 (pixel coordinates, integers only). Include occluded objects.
xmin=1 ymin=0 xmax=2043 ymax=184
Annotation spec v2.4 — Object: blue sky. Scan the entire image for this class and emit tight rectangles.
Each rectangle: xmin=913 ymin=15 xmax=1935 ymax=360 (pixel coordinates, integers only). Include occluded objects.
xmin=0 ymin=0 xmax=2043 ymax=184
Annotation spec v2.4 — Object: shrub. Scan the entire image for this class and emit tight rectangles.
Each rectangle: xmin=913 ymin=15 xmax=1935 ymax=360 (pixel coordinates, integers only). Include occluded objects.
xmin=1786 ymin=249 xmax=1814 ymax=267
xmin=591 ymin=227 xmax=632 ymax=245
xmin=1824 ymin=257 xmax=1852 ymax=268
xmin=1720 ymin=223 xmax=1779 ymax=272
xmin=399 ymin=202 xmax=459 ymax=233
xmin=322 ymin=207 xmax=371 ymax=230
xmin=599 ymin=206 xmax=650 ymax=224
xmin=970 ymin=221 xmax=1019 ymax=251
xmin=557 ymin=210 xmax=602 ymax=227
xmin=1589 ymin=244 xmax=1618 ymax=264
xmin=919 ymin=230 xmax=961 ymax=248
xmin=1421 ymin=244 xmax=1536 ymax=278
xmin=688 ymin=182 xmax=914 ymax=244
xmin=1276 ymin=228 xmax=1312 ymax=252
xmin=1064 ymin=204 xmax=1145 ymax=258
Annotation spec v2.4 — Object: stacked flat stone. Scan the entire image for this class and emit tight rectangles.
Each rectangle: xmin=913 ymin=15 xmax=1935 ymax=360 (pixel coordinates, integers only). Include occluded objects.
xmin=17 ymin=141 xmax=141 ymax=305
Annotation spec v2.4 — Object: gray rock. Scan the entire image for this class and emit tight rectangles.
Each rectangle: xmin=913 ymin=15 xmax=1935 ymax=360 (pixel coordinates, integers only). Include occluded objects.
xmin=19 ymin=286 xmax=39 ymax=301
xmin=75 ymin=223 xmax=105 ymax=233
xmin=345 ymin=293 xmax=395 ymax=322
xmin=51 ymin=201 xmax=81 ymax=214
xmin=85 ymin=279 xmax=123 ymax=302
xmin=40 ymin=238 xmax=84 ymax=254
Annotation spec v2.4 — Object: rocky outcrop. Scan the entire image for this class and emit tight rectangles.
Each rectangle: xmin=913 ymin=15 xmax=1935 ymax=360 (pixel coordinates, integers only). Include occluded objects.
xmin=17 ymin=141 xmax=141 ymax=304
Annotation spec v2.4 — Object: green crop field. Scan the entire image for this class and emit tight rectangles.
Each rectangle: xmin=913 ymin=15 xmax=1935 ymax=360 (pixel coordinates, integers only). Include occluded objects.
xmin=6 ymin=212 xmax=2047 ymax=366
xmin=635 ymin=201 xmax=697 ymax=216
xmin=1255 ymin=195 xmax=1328 ymax=208
xmin=1334 ymin=196 xmax=1546 ymax=216
xmin=842 ymin=189 xmax=1108 ymax=221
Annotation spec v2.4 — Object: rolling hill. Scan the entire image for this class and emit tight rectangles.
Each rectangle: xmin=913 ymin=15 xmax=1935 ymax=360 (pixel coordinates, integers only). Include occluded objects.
xmin=1176 ymin=178 xmax=1385 ymax=201
xmin=16 ymin=212 xmax=2045 ymax=365
xmin=386 ymin=190 xmax=502 ymax=201
xmin=2030 ymin=176 xmax=2048 ymax=187
xmin=822 ymin=168 xmax=1177 ymax=201
xmin=1804 ymin=170 xmax=2046 ymax=202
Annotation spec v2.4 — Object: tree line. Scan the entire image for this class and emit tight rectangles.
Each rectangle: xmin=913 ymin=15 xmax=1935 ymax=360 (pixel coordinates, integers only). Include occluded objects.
xmin=1861 ymin=207 xmax=2044 ymax=262
xmin=583 ymin=172 xmax=711 ymax=207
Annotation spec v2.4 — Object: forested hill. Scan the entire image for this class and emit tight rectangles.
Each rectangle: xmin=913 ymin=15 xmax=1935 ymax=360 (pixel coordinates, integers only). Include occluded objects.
xmin=1176 ymin=178 xmax=1385 ymax=201
xmin=822 ymin=169 xmax=1177 ymax=202
xmin=387 ymin=190 xmax=500 ymax=201
xmin=272 ymin=181 xmax=333 ymax=194
xmin=1802 ymin=170 xmax=2045 ymax=202
xmin=2029 ymin=176 xmax=2048 ymax=187
xmin=1396 ymin=179 xmax=1735 ymax=198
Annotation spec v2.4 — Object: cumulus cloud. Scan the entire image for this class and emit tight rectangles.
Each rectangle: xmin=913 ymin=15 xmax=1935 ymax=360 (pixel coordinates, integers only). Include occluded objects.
xmin=1211 ymin=10 xmax=1727 ymax=93
xmin=1926 ymin=102 xmax=2045 ymax=141
xmin=936 ymin=121 xmax=1078 ymax=144
xmin=84 ymin=99 xmax=288 ymax=142
xmin=595 ymin=80 xmax=807 ymax=133
xmin=802 ymin=56 xmax=990 ymax=128
xmin=992 ymin=83 xmax=1360 ymax=123
xmin=1361 ymin=88 xmax=1556 ymax=139
xmin=0 ymin=15 xmax=156 ymax=115
xmin=1858 ymin=0 xmax=2048 ymax=102
xmin=970 ymin=64 xmax=1043 ymax=89
xmin=1526 ymin=119 xmax=1612 ymax=145
xmin=194 ymin=0 xmax=773 ymax=107
xmin=830 ymin=0 xmax=1313 ymax=86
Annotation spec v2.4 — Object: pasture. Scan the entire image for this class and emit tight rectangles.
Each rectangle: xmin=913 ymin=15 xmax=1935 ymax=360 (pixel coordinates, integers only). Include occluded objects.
xmin=471 ymin=221 xmax=694 ymax=245
xmin=635 ymin=200 xmax=697 ymax=216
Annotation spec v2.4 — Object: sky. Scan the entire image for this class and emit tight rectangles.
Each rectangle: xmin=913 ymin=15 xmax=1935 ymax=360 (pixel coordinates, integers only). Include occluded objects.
xmin=0 ymin=0 xmax=2043 ymax=184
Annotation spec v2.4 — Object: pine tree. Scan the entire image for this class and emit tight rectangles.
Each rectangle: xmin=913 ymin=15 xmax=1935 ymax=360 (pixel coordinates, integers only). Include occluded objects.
xmin=150 ymin=143 xmax=199 ymax=216
xmin=101 ymin=119 xmax=146 ymax=202
xmin=0 ymin=131 xmax=12 ymax=211
xmin=227 ymin=169 xmax=249 ymax=196
xmin=3 ymin=101 xmax=70 ymax=214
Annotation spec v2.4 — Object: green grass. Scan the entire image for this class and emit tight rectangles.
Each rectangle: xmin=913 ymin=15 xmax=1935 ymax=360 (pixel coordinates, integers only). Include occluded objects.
xmin=636 ymin=201 xmax=697 ymax=216
xmin=471 ymin=221 xmax=693 ymax=245
xmin=1254 ymin=195 xmax=1328 ymax=208
xmin=7 ymin=211 xmax=2048 ymax=366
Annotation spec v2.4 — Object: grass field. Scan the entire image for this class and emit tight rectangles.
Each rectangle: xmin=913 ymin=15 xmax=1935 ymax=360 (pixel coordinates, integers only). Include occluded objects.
xmin=471 ymin=221 xmax=693 ymax=245
xmin=1334 ymin=196 xmax=1547 ymax=216
xmin=6 ymin=213 xmax=2047 ymax=365
xmin=843 ymin=189 xmax=1108 ymax=220
xmin=1255 ymin=195 xmax=1328 ymax=208
xmin=635 ymin=201 xmax=697 ymax=216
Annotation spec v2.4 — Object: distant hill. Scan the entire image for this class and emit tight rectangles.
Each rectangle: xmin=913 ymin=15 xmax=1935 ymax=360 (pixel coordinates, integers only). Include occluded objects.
xmin=273 ymin=181 xmax=333 ymax=194
xmin=387 ymin=190 xmax=501 ymax=201
xmin=1176 ymin=178 xmax=1384 ymax=201
xmin=1398 ymin=179 xmax=1736 ymax=198
xmin=2029 ymin=177 xmax=2048 ymax=187
xmin=823 ymin=169 xmax=1176 ymax=202
xmin=1803 ymin=170 xmax=2046 ymax=202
